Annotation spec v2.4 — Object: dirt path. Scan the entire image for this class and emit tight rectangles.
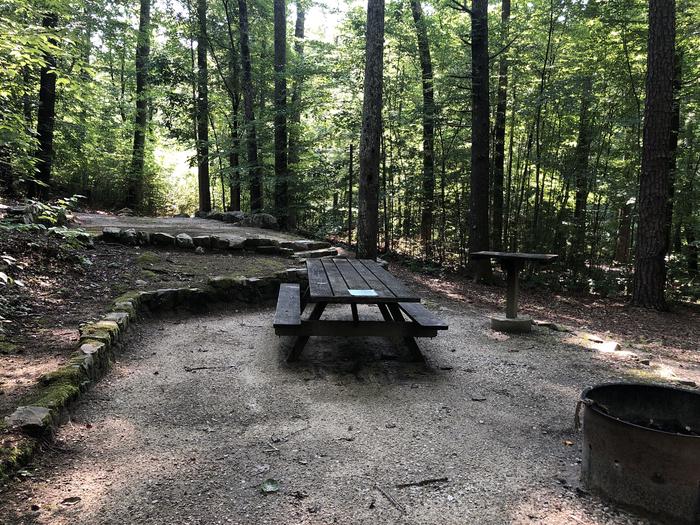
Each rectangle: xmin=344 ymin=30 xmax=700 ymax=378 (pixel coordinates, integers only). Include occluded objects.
xmin=0 ymin=283 xmax=658 ymax=524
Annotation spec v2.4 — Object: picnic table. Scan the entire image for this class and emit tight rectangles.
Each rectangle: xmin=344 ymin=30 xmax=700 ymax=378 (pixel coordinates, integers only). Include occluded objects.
xmin=274 ymin=258 xmax=448 ymax=361
xmin=471 ymin=251 xmax=558 ymax=333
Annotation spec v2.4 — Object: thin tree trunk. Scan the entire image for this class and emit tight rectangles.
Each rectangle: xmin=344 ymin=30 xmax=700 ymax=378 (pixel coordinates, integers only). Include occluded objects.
xmin=287 ymin=0 xmax=305 ymax=229
xmin=569 ymin=75 xmax=593 ymax=269
xmin=273 ymin=0 xmax=288 ymax=227
xmin=222 ymin=0 xmax=241 ymax=211
xmin=196 ymin=0 xmax=212 ymax=212
xmin=32 ymin=13 xmax=59 ymax=198
xmin=126 ymin=0 xmax=151 ymax=210
xmin=468 ymin=0 xmax=492 ymax=280
xmin=632 ymin=0 xmax=675 ymax=310
xmin=410 ymin=0 xmax=435 ymax=258
xmin=348 ymin=143 xmax=353 ymax=245
xmin=237 ymin=0 xmax=263 ymax=212
xmin=492 ymin=0 xmax=510 ymax=251
xmin=357 ymin=0 xmax=385 ymax=260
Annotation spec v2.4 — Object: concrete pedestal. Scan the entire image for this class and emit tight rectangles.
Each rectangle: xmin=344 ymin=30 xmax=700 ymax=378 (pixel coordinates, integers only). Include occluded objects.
xmin=490 ymin=315 xmax=532 ymax=334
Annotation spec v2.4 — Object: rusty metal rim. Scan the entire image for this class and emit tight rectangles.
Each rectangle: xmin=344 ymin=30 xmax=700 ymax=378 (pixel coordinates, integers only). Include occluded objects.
xmin=579 ymin=381 xmax=700 ymax=439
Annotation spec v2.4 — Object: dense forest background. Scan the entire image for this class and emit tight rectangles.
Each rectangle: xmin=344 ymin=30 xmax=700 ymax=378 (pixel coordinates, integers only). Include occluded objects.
xmin=1 ymin=0 xmax=698 ymax=303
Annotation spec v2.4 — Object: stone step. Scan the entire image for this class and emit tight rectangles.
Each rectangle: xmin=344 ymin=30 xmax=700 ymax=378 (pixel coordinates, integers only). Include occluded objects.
xmin=279 ymin=240 xmax=331 ymax=252
xmin=292 ymin=247 xmax=338 ymax=259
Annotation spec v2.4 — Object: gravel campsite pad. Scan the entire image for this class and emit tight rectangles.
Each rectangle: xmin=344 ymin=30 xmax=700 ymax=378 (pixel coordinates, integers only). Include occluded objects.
xmin=0 ymin=291 xmax=659 ymax=524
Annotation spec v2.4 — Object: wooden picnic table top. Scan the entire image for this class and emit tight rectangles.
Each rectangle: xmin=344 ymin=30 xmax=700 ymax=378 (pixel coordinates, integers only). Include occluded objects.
xmin=306 ymin=258 xmax=421 ymax=303
xmin=470 ymin=251 xmax=558 ymax=264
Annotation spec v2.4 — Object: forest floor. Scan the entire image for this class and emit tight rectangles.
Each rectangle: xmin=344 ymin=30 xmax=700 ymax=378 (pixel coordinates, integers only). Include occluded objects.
xmin=0 ymin=216 xmax=698 ymax=524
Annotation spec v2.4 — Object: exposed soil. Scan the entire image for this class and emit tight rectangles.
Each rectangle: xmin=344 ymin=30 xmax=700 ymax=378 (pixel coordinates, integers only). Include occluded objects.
xmin=0 ymin=228 xmax=292 ymax=418
xmin=0 ymin=293 xmax=667 ymax=524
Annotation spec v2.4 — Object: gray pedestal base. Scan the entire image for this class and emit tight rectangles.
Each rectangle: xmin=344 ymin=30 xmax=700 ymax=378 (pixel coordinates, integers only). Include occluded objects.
xmin=490 ymin=315 xmax=532 ymax=333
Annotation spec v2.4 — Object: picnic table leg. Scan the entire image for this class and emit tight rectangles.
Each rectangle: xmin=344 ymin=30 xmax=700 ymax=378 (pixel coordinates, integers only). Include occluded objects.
xmin=386 ymin=304 xmax=424 ymax=362
xmin=300 ymin=287 xmax=310 ymax=313
xmin=502 ymin=260 xmax=524 ymax=319
xmin=287 ymin=302 xmax=327 ymax=362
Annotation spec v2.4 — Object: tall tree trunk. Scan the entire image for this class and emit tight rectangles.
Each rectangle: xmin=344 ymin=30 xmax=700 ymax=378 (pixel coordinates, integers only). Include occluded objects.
xmin=237 ymin=0 xmax=263 ymax=212
xmin=569 ymin=75 xmax=593 ymax=269
xmin=126 ymin=0 xmax=151 ymax=210
xmin=666 ymin=51 xmax=681 ymax=254
xmin=410 ymin=0 xmax=435 ymax=258
xmin=287 ymin=0 xmax=305 ymax=229
xmin=468 ymin=0 xmax=492 ymax=280
xmin=196 ymin=0 xmax=212 ymax=212
xmin=632 ymin=0 xmax=675 ymax=310
xmin=228 ymin=44 xmax=241 ymax=211
xmin=492 ymin=0 xmax=510 ymax=252
xmin=357 ymin=0 xmax=385 ymax=260
xmin=0 ymin=146 xmax=13 ymax=197
xmin=32 ymin=13 xmax=59 ymax=198
xmin=273 ymin=0 xmax=288 ymax=227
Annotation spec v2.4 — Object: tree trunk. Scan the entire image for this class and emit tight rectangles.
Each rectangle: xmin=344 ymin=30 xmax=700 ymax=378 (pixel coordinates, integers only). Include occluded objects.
xmin=357 ymin=0 xmax=385 ymax=260
xmin=666 ymin=51 xmax=681 ymax=254
xmin=632 ymin=0 xmax=675 ymax=310
xmin=410 ymin=0 xmax=435 ymax=258
xmin=126 ymin=0 xmax=151 ymax=211
xmin=287 ymin=0 xmax=305 ymax=229
xmin=228 ymin=44 xmax=241 ymax=211
xmin=237 ymin=0 xmax=263 ymax=212
xmin=491 ymin=0 xmax=510 ymax=252
xmin=468 ymin=0 xmax=492 ymax=280
xmin=196 ymin=0 xmax=212 ymax=213
xmin=273 ymin=0 xmax=288 ymax=227
xmin=32 ymin=13 xmax=59 ymax=198
xmin=569 ymin=75 xmax=593 ymax=269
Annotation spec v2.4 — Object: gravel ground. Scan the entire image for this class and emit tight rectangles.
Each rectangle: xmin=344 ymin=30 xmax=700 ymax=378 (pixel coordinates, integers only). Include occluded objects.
xmin=0 ymin=290 xmax=658 ymax=524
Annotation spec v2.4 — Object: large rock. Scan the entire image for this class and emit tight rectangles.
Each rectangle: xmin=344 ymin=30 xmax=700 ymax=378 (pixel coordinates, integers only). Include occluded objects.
xmin=102 ymin=227 xmax=122 ymax=242
xmin=241 ymin=213 xmax=279 ymax=230
xmin=176 ymin=233 xmax=194 ymax=248
xmin=293 ymin=248 xmax=339 ymax=259
xmin=207 ymin=210 xmax=225 ymax=221
xmin=279 ymin=239 xmax=331 ymax=252
xmin=192 ymin=235 xmax=212 ymax=248
xmin=151 ymin=232 xmax=176 ymax=246
xmin=119 ymin=228 xmax=138 ymax=245
xmin=243 ymin=237 xmax=279 ymax=249
xmin=5 ymin=406 xmax=52 ymax=434
xmin=222 ymin=211 xmax=246 ymax=223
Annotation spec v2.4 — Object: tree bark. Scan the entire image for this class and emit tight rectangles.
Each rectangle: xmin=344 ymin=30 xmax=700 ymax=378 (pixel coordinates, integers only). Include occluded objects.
xmin=228 ymin=43 xmax=241 ymax=211
xmin=32 ymin=13 xmax=59 ymax=198
xmin=287 ymin=0 xmax=305 ymax=229
xmin=491 ymin=0 xmax=510 ymax=252
xmin=126 ymin=0 xmax=151 ymax=210
xmin=468 ymin=0 xmax=492 ymax=280
xmin=569 ymin=75 xmax=593 ymax=269
xmin=273 ymin=0 xmax=288 ymax=227
xmin=632 ymin=0 xmax=675 ymax=310
xmin=237 ymin=0 xmax=263 ymax=212
xmin=357 ymin=0 xmax=385 ymax=260
xmin=410 ymin=0 xmax=435 ymax=258
xmin=196 ymin=0 xmax=212 ymax=213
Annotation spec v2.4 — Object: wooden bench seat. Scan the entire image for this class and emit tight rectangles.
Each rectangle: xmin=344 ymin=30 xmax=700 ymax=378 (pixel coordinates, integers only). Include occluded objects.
xmin=274 ymin=283 xmax=301 ymax=331
xmin=398 ymin=302 xmax=448 ymax=330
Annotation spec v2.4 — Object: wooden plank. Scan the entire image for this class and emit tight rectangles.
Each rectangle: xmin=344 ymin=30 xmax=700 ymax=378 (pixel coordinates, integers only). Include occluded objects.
xmin=470 ymin=251 xmax=558 ymax=263
xmin=276 ymin=320 xmax=439 ymax=338
xmin=399 ymin=302 xmax=448 ymax=330
xmin=333 ymin=258 xmax=369 ymax=290
xmin=273 ymin=284 xmax=301 ymax=327
xmin=321 ymin=259 xmax=351 ymax=297
xmin=359 ymin=259 xmax=420 ymax=302
xmin=346 ymin=259 xmax=395 ymax=298
xmin=306 ymin=259 xmax=333 ymax=299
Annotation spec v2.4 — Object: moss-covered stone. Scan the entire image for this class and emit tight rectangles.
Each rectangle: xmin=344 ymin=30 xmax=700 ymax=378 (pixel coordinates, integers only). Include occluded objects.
xmin=104 ymin=311 xmax=129 ymax=329
xmin=0 ymin=434 xmax=39 ymax=481
xmin=208 ymin=275 xmax=247 ymax=290
xmin=137 ymin=251 xmax=161 ymax=265
xmin=112 ymin=301 xmax=137 ymax=319
xmin=80 ymin=320 xmax=120 ymax=343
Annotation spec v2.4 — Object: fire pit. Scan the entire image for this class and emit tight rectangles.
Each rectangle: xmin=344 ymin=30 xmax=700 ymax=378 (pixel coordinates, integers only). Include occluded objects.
xmin=579 ymin=383 xmax=700 ymax=523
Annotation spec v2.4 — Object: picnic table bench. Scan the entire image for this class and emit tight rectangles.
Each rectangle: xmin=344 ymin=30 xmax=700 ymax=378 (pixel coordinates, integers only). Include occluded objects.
xmin=274 ymin=258 xmax=448 ymax=361
xmin=471 ymin=251 xmax=558 ymax=333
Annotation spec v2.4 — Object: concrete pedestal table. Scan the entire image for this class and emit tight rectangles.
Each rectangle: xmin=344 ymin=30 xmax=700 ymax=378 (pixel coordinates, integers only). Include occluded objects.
xmin=471 ymin=251 xmax=558 ymax=333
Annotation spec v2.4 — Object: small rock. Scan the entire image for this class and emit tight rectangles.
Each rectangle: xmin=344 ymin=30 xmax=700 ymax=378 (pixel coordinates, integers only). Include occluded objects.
xmin=640 ymin=359 xmax=651 ymax=366
xmin=385 ymin=422 xmax=396 ymax=429
xmin=135 ymin=279 xmax=147 ymax=287
xmin=151 ymin=232 xmax=176 ymax=246
xmin=677 ymin=379 xmax=697 ymax=387
xmin=175 ymin=233 xmax=194 ymax=248
xmin=471 ymin=395 xmax=486 ymax=402
xmin=195 ymin=246 xmax=205 ymax=255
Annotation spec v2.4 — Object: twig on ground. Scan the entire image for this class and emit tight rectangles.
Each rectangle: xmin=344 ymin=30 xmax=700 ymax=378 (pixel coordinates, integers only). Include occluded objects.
xmin=183 ymin=365 xmax=236 ymax=372
xmin=374 ymin=483 xmax=406 ymax=514
xmin=395 ymin=477 xmax=449 ymax=489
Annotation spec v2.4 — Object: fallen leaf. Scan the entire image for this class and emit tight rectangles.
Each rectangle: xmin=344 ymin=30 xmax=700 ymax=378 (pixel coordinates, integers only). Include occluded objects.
xmin=563 ymin=440 xmax=574 ymax=446
xmin=61 ymin=496 xmax=81 ymax=506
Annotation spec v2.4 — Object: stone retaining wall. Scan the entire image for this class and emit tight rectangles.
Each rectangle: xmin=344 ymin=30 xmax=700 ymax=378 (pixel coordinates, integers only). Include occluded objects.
xmin=0 ymin=267 xmax=309 ymax=480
